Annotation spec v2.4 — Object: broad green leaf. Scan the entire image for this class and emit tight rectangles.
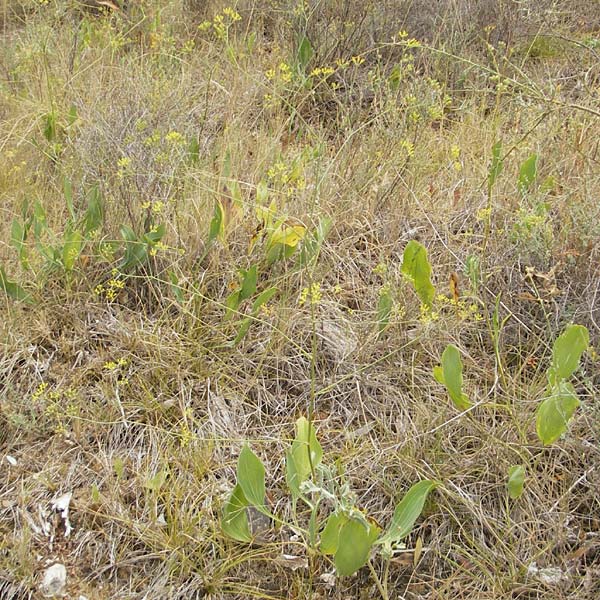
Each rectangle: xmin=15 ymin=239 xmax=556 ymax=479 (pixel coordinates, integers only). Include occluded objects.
xmin=62 ymin=229 xmax=83 ymax=272
xmin=251 ymin=287 xmax=277 ymax=313
xmin=320 ymin=512 xmax=347 ymax=555
xmin=292 ymin=418 xmax=323 ymax=478
xmin=208 ymin=200 xmax=225 ymax=243
xmin=488 ymin=140 xmax=503 ymax=191
xmin=10 ymin=219 xmax=29 ymax=269
xmin=401 ymin=240 xmax=435 ymax=308
xmin=465 ymin=254 xmax=480 ymax=290
xmin=377 ymin=288 xmax=393 ymax=334
xmin=0 ymin=267 xmax=32 ymax=303
xmin=225 ymin=290 xmax=241 ymax=319
xmin=286 ymin=417 xmax=322 ymax=499
xmin=379 ymin=480 xmax=437 ymax=546
xmin=285 ymin=448 xmax=303 ymax=499
xmin=64 ymin=176 xmax=75 ymax=221
xmin=269 ymin=222 xmax=306 ymax=249
xmin=507 ymin=465 xmax=525 ymax=499
xmin=120 ymin=225 xmax=147 ymax=270
xmin=297 ymin=36 xmax=313 ymax=71
xmin=222 ymin=483 xmax=252 ymax=542
xmin=436 ymin=344 xmax=471 ymax=410
xmin=144 ymin=470 xmax=167 ymax=491
xmin=231 ymin=287 xmax=277 ymax=345
xmin=144 ymin=223 xmax=166 ymax=244
xmin=239 ymin=265 xmax=258 ymax=301
xmin=536 ymin=381 xmax=580 ymax=445
xmin=518 ymin=153 xmax=538 ymax=194
xmin=298 ymin=216 xmax=332 ymax=267
xmin=33 ymin=201 xmax=47 ymax=238
xmin=232 ymin=317 xmax=252 ymax=346
xmin=334 ymin=518 xmax=378 ymax=576
xmin=237 ymin=445 xmax=265 ymax=508
xmin=84 ymin=185 xmax=103 ymax=235
xmin=548 ymin=324 xmax=589 ymax=386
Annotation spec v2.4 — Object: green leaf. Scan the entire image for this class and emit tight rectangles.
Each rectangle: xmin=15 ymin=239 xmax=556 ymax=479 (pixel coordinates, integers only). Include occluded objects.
xmin=208 ymin=200 xmax=225 ymax=243
xmin=239 ymin=265 xmax=258 ymax=302
xmin=432 ymin=365 xmax=444 ymax=385
xmin=548 ymin=324 xmax=589 ymax=386
xmin=465 ymin=254 xmax=480 ymax=290
xmin=379 ymin=480 xmax=437 ymax=546
xmin=488 ymin=140 xmax=503 ymax=191
xmin=237 ymin=445 xmax=265 ymax=508
xmin=64 ymin=176 xmax=75 ymax=222
xmin=298 ymin=216 xmax=332 ymax=268
xmin=334 ymin=518 xmax=378 ymax=576
xmin=286 ymin=417 xmax=323 ymax=497
xmin=225 ymin=290 xmax=241 ymax=319
xmin=43 ymin=112 xmax=57 ymax=143
xmin=401 ymin=240 xmax=435 ymax=308
xmin=222 ymin=483 xmax=252 ymax=542
xmin=320 ymin=512 xmax=347 ymax=555
xmin=120 ymin=225 xmax=148 ymax=270
xmin=251 ymin=287 xmax=277 ymax=313
xmin=62 ymin=229 xmax=83 ymax=272
xmin=84 ymin=185 xmax=103 ymax=235
xmin=10 ymin=219 xmax=29 ymax=269
xmin=436 ymin=344 xmax=471 ymax=410
xmin=188 ymin=136 xmax=200 ymax=163
xmin=377 ymin=288 xmax=393 ymax=334
xmin=33 ymin=201 xmax=47 ymax=238
xmin=0 ymin=267 xmax=32 ymax=303
xmin=232 ymin=317 xmax=252 ymax=346
xmin=168 ymin=270 xmax=184 ymax=303
xmin=144 ymin=223 xmax=166 ymax=244
xmin=518 ymin=153 xmax=538 ymax=194
xmin=507 ymin=465 xmax=525 ymax=500
xmin=144 ymin=470 xmax=167 ymax=491
xmin=297 ymin=35 xmax=313 ymax=71
xmin=536 ymin=381 xmax=581 ymax=445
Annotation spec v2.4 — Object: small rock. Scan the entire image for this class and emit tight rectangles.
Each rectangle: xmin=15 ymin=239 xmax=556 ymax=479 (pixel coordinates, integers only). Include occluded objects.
xmin=40 ymin=563 xmax=67 ymax=598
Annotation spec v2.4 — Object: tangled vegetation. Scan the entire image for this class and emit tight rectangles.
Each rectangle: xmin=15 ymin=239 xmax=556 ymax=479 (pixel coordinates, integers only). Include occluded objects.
xmin=1 ymin=1 xmax=599 ymax=598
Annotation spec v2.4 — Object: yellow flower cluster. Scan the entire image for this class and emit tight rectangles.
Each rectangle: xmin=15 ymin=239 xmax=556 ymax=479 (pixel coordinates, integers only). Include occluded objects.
xmin=103 ymin=357 xmax=128 ymax=371
xmin=198 ymin=7 xmax=241 ymax=41
xmin=298 ymin=282 xmax=322 ymax=306
xmin=117 ymin=156 xmax=132 ymax=179
xmin=95 ymin=269 xmax=126 ymax=301
xmin=266 ymin=159 xmax=306 ymax=196
xmin=32 ymin=382 xmax=49 ymax=400
xmin=266 ymin=61 xmax=293 ymax=83
xmin=310 ymin=66 xmax=335 ymax=78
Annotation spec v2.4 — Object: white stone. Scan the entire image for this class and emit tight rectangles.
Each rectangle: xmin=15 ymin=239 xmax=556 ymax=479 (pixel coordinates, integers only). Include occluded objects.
xmin=40 ymin=563 xmax=67 ymax=597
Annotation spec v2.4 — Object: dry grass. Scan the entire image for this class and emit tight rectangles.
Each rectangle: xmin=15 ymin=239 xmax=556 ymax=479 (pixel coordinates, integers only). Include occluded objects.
xmin=1 ymin=1 xmax=600 ymax=598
